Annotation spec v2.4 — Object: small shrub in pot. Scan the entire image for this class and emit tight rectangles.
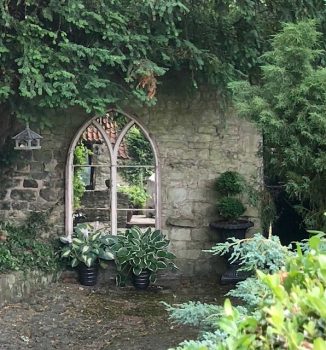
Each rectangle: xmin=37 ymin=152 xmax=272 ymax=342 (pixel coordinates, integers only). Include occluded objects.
xmin=210 ymin=171 xmax=254 ymax=284
xmin=215 ymin=171 xmax=247 ymax=222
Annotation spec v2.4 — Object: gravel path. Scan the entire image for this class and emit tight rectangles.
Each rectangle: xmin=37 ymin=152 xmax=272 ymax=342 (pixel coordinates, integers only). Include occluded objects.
xmin=0 ymin=277 xmax=229 ymax=350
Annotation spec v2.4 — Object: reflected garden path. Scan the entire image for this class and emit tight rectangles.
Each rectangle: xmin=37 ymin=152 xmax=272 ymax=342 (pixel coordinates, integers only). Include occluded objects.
xmin=0 ymin=277 xmax=230 ymax=350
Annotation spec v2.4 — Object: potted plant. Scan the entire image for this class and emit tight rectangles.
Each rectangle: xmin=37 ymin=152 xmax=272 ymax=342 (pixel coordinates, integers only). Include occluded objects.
xmin=209 ymin=171 xmax=254 ymax=284
xmin=105 ymin=226 xmax=177 ymax=289
xmin=60 ymin=224 xmax=114 ymax=286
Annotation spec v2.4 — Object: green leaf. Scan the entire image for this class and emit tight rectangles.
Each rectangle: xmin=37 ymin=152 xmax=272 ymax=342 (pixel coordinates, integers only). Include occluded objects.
xmin=133 ymin=266 xmax=142 ymax=276
xmin=313 ymin=338 xmax=326 ymax=350
xmin=61 ymin=248 xmax=71 ymax=258
xmin=224 ymin=299 xmax=234 ymax=317
xmin=157 ymin=261 xmax=167 ymax=269
xmin=116 ymin=247 xmax=129 ymax=258
xmin=72 ymin=238 xmax=84 ymax=245
xmin=71 ymin=258 xmax=79 ymax=268
xmin=99 ymin=250 xmax=114 ymax=260
xmin=82 ymin=245 xmax=90 ymax=254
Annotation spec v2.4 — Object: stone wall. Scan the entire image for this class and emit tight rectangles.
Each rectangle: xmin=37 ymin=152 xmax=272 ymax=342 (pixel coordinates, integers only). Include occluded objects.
xmin=0 ymin=89 xmax=262 ymax=275
xmin=0 ymin=270 xmax=61 ymax=308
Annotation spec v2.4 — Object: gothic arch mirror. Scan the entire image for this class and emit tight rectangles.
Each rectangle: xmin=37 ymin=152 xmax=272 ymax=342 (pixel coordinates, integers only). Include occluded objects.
xmin=65 ymin=110 xmax=160 ymax=236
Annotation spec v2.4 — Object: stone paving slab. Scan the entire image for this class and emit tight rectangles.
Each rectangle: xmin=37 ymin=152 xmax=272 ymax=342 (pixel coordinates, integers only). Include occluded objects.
xmin=0 ymin=278 xmax=230 ymax=350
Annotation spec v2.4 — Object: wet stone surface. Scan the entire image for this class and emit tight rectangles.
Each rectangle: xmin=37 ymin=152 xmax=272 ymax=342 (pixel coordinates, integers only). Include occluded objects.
xmin=0 ymin=277 xmax=230 ymax=350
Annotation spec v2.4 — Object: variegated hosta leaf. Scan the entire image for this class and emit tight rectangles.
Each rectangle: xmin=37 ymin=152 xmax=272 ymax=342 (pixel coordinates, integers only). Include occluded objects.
xmin=133 ymin=266 xmax=142 ymax=276
xmin=72 ymin=238 xmax=84 ymax=245
xmin=92 ymin=248 xmax=100 ymax=255
xmin=82 ymin=255 xmax=95 ymax=267
xmin=101 ymin=236 xmax=117 ymax=246
xmin=157 ymin=250 xmax=168 ymax=258
xmin=116 ymin=247 xmax=129 ymax=258
xmin=74 ymin=224 xmax=89 ymax=236
xmin=157 ymin=261 xmax=167 ymax=269
xmin=155 ymin=241 xmax=168 ymax=249
xmin=82 ymin=245 xmax=90 ymax=254
xmin=149 ymin=273 xmax=157 ymax=283
xmin=71 ymin=258 xmax=79 ymax=268
xmin=148 ymin=261 xmax=157 ymax=271
xmin=91 ymin=232 xmax=101 ymax=242
xmin=99 ymin=250 xmax=114 ymax=260
xmin=61 ymin=247 xmax=72 ymax=258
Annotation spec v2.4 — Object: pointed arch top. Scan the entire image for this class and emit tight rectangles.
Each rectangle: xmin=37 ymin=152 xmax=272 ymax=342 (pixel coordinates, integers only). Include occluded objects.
xmin=65 ymin=108 xmax=161 ymax=237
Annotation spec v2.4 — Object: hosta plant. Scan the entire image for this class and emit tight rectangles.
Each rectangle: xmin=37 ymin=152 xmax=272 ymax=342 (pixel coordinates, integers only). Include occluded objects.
xmin=60 ymin=224 xmax=114 ymax=268
xmin=105 ymin=226 xmax=177 ymax=286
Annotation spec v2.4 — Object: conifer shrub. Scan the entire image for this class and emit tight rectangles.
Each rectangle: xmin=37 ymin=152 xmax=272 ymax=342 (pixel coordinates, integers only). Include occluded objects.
xmin=166 ymin=232 xmax=326 ymax=350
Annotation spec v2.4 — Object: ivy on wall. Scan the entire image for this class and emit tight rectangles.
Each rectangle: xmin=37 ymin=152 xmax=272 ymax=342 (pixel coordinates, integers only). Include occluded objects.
xmin=1 ymin=1 xmax=325 ymax=125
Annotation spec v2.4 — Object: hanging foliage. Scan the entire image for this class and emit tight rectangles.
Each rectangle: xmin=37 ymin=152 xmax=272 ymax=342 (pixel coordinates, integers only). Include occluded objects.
xmin=1 ymin=1 xmax=325 ymax=126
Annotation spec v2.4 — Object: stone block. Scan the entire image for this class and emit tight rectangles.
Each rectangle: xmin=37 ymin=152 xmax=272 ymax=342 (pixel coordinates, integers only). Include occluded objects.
xmin=32 ymin=150 xmax=53 ymax=163
xmin=39 ymin=188 xmax=58 ymax=202
xmin=0 ymin=202 xmax=11 ymax=210
xmin=193 ymin=259 xmax=215 ymax=276
xmin=186 ymin=241 xmax=206 ymax=251
xmin=10 ymin=189 xmax=38 ymax=201
xmin=11 ymin=202 xmax=28 ymax=210
xmin=167 ymin=216 xmax=197 ymax=228
xmin=0 ymin=270 xmax=61 ymax=308
xmin=28 ymin=202 xmax=54 ymax=211
xmin=169 ymin=240 xmax=188 ymax=252
xmin=0 ymin=190 xmax=7 ymax=200
xmin=15 ymin=162 xmax=30 ymax=173
xmin=167 ymin=187 xmax=187 ymax=203
xmin=18 ymin=151 xmax=33 ymax=161
xmin=44 ymin=159 xmax=58 ymax=172
xmin=30 ymin=162 xmax=45 ymax=173
xmin=174 ymin=259 xmax=195 ymax=276
xmin=188 ymin=189 xmax=211 ymax=201
xmin=191 ymin=228 xmax=212 ymax=242
xmin=23 ymin=179 xmax=38 ymax=188
xmin=176 ymin=249 xmax=201 ymax=260
xmin=169 ymin=227 xmax=191 ymax=241
xmin=31 ymin=172 xmax=48 ymax=180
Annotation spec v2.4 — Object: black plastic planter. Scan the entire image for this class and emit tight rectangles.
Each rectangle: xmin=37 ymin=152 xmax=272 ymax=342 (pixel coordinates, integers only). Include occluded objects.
xmin=132 ymin=269 xmax=151 ymax=290
xmin=78 ymin=264 xmax=98 ymax=286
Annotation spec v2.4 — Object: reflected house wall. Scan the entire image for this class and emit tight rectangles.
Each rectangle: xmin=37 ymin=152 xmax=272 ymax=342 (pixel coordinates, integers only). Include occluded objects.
xmin=78 ymin=190 xmax=129 ymax=227
xmin=75 ymin=119 xmax=131 ymax=227
xmin=92 ymin=144 xmax=110 ymax=191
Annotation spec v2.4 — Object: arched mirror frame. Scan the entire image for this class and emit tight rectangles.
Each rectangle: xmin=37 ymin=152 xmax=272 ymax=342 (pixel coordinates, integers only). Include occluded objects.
xmin=65 ymin=108 xmax=160 ymax=237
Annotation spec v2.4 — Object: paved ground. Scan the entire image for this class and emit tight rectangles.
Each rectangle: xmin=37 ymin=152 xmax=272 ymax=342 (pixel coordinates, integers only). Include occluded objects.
xmin=0 ymin=276 xmax=230 ymax=350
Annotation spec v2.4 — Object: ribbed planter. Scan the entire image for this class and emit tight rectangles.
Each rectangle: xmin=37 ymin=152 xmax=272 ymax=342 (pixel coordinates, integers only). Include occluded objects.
xmin=78 ymin=264 xmax=98 ymax=286
xmin=132 ymin=269 xmax=151 ymax=290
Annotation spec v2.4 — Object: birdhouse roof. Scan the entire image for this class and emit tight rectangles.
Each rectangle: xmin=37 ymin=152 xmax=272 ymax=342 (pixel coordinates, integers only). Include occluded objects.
xmin=12 ymin=126 xmax=43 ymax=141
